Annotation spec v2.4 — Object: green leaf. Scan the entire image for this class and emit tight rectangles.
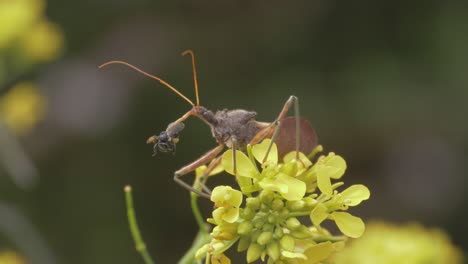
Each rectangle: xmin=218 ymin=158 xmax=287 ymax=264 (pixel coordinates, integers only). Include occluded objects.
xmin=252 ymin=139 xmax=278 ymax=165
xmin=222 ymin=150 xmax=258 ymax=178
xmin=331 ymin=212 xmax=365 ymax=238
xmin=336 ymin=184 xmax=370 ymax=206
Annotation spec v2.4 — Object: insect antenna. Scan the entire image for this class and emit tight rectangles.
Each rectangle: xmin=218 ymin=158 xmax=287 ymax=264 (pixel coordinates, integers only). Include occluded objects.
xmin=181 ymin=50 xmax=200 ymax=106
xmin=98 ymin=60 xmax=195 ymax=107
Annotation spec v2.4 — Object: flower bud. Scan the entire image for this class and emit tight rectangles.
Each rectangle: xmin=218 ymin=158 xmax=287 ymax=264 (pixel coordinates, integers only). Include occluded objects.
xmin=257 ymin=231 xmax=273 ymax=245
xmin=303 ymin=197 xmax=317 ymax=207
xmin=287 ymin=200 xmax=305 ymax=211
xmin=285 ymin=217 xmax=301 ymax=230
xmin=246 ymin=197 xmax=261 ymax=210
xmin=280 ymin=162 xmax=297 ymax=176
xmin=195 ymin=244 xmax=209 ymax=259
xmin=266 ymin=241 xmax=280 ymax=261
xmin=279 ymin=235 xmax=295 ymax=251
xmin=262 ymin=223 xmax=274 ymax=232
xmin=279 ymin=208 xmax=289 ymax=218
xmin=254 ymin=218 xmax=266 ymax=229
xmin=237 ymin=236 xmax=250 ymax=252
xmin=247 ymin=243 xmax=263 ymax=263
xmin=238 ymin=221 xmax=253 ymax=235
xmin=291 ymin=225 xmax=313 ymax=239
xmin=260 ymin=190 xmax=274 ymax=204
xmin=243 ymin=207 xmax=255 ymax=220
xmin=274 ymin=227 xmax=284 ymax=239
xmin=271 ymin=198 xmax=284 ymax=210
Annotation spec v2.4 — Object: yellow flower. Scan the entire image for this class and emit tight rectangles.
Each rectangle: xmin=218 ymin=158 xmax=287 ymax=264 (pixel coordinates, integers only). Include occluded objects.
xmin=0 ymin=250 xmax=26 ymax=264
xmin=0 ymin=0 xmax=44 ymax=48
xmin=19 ymin=19 xmax=64 ymax=62
xmin=0 ymin=82 xmax=46 ymax=134
xmin=332 ymin=221 xmax=464 ymax=264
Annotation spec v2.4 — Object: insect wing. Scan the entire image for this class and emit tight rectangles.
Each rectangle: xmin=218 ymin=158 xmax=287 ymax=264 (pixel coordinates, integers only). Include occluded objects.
xmin=275 ymin=117 xmax=317 ymax=158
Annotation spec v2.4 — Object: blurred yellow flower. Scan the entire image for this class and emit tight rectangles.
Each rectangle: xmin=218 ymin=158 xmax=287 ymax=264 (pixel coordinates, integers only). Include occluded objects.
xmin=333 ymin=221 xmax=464 ymax=264
xmin=0 ymin=250 xmax=26 ymax=264
xmin=19 ymin=19 xmax=64 ymax=62
xmin=0 ymin=0 xmax=44 ymax=48
xmin=0 ymin=82 xmax=46 ymax=135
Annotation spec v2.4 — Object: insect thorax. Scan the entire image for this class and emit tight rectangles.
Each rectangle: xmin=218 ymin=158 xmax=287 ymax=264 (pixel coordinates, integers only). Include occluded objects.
xmin=209 ymin=109 xmax=259 ymax=150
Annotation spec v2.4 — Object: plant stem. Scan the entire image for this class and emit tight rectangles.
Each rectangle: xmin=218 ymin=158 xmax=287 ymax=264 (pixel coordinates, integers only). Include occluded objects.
xmin=124 ymin=185 xmax=155 ymax=264
xmin=191 ymin=191 xmax=208 ymax=233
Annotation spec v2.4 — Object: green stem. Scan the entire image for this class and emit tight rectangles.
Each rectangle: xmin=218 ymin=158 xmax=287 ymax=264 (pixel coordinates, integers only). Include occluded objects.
xmin=191 ymin=191 xmax=208 ymax=234
xmin=289 ymin=211 xmax=311 ymax=217
xmin=311 ymin=235 xmax=346 ymax=243
xmin=178 ymin=230 xmax=210 ymax=264
xmin=124 ymin=186 xmax=155 ymax=264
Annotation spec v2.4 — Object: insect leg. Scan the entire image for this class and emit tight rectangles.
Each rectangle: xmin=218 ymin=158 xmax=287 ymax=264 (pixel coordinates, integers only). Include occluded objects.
xmin=271 ymin=95 xmax=301 ymax=158
xmin=231 ymin=137 xmax=238 ymax=176
xmin=250 ymin=96 xmax=301 ymax=158
xmin=174 ymin=143 xmax=224 ymax=199
xmin=196 ymin=155 xmax=223 ymax=194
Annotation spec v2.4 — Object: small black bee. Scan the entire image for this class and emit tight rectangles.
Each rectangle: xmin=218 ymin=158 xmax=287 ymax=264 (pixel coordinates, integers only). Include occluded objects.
xmin=147 ymin=122 xmax=185 ymax=156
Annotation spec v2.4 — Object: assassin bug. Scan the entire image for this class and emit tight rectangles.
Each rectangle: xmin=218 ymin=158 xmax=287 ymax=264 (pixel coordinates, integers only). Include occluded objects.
xmin=99 ymin=50 xmax=317 ymax=198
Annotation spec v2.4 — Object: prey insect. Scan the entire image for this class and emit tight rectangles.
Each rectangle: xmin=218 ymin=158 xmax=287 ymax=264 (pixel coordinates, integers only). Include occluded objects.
xmin=99 ymin=50 xmax=317 ymax=198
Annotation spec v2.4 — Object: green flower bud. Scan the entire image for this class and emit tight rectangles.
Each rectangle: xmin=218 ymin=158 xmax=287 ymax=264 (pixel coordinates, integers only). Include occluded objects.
xmin=271 ymin=198 xmax=284 ymax=210
xmin=279 ymin=235 xmax=295 ymax=251
xmin=279 ymin=208 xmax=289 ymax=218
xmin=247 ymin=243 xmax=263 ymax=263
xmin=238 ymin=221 xmax=254 ymax=235
xmin=267 ymin=215 xmax=277 ymax=224
xmin=260 ymin=190 xmax=274 ymax=204
xmin=237 ymin=235 xmax=251 ymax=252
xmin=274 ymin=227 xmax=284 ymax=239
xmin=287 ymin=200 xmax=305 ymax=211
xmin=195 ymin=243 xmax=209 ymax=260
xmin=285 ymin=217 xmax=301 ymax=230
xmin=280 ymin=161 xmax=298 ymax=176
xmin=266 ymin=241 xmax=280 ymax=261
xmin=303 ymin=197 xmax=317 ymax=208
xmin=257 ymin=231 xmax=273 ymax=245
xmin=260 ymin=203 xmax=270 ymax=212
xmin=291 ymin=225 xmax=313 ymax=239
xmin=254 ymin=218 xmax=266 ymax=229
xmin=246 ymin=197 xmax=261 ymax=210
xmin=243 ymin=207 xmax=255 ymax=220
xmin=263 ymin=223 xmax=274 ymax=232
xmin=251 ymin=229 xmax=262 ymax=242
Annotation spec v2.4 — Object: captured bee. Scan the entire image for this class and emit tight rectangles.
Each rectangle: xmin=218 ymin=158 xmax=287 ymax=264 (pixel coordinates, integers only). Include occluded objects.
xmin=99 ymin=50 xmax=317 ymax=198
xmin=146 ymin=122 xmax=185 ymax=156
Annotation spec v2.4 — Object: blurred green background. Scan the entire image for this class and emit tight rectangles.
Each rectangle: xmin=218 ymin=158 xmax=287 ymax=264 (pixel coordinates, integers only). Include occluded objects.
xmin=1 ymin=0 xmax=467 ymax=263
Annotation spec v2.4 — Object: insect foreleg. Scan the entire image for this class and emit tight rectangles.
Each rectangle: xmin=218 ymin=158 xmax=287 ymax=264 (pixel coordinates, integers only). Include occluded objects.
xmin=173 ymin=143 xmax=224 ymax=199
xmin=196 ymin=156 xmax=223 ymax=194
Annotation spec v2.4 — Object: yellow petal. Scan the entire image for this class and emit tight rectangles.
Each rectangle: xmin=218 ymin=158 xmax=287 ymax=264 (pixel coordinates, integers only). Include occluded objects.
xmin=316 ymin=172 xmax=332 ymax=196
xmin=310 ymin=203 xmax=328 ymax=226
xmin=331 ymin=212 xmax=365 ymax=238
xmin=252 ymin=139 xmax=278 ymax=165
xmin=300 ymin=242 xmax=335 ymax=264
xmin=222 ymin=150 xmax=258 ymax=178
xmin=212 ymin=253 xmax=231 ymax=264
xmin=283 ymin=151 xmax=312 ymax=168
xmin=336 ymin=184 xmax=370 ymax=206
